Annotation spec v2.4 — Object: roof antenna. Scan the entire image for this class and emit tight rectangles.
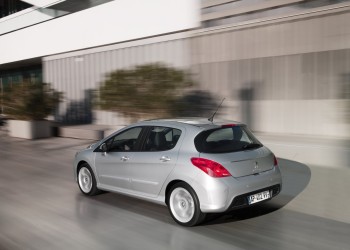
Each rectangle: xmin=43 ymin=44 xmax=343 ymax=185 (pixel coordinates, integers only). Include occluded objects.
xmin=208 ymin=98 xmax=225 ymax=123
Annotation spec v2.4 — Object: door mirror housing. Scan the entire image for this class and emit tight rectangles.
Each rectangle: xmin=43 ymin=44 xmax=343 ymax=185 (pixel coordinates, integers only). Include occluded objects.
xmin=100 ymin=143 xmax=107 ymax=152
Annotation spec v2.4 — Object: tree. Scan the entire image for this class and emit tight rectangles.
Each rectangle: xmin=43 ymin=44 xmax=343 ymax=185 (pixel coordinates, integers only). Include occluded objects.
xmin=171 ymin=90 xmax=219 ymax=118
xmin=97 ymin=63 xmax=193 ymax=119
xmin=1 ymin=81 xmax=61 ymax=120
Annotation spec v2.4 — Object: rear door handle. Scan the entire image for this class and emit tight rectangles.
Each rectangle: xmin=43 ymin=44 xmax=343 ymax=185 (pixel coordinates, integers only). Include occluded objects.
xmin=160 ymin=156 xmax=171 ymax=162
xmin=121 ymin=156 xmax=129 ymax=161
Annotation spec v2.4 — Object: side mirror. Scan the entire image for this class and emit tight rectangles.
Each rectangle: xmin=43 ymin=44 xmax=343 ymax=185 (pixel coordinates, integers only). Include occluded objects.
xmin=100 ymin=143 xmax=107 ymax=152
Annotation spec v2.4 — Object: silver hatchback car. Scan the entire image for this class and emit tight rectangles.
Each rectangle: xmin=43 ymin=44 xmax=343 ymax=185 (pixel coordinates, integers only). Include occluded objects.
xmin=74 ymin=118 xmax=282 ymax=226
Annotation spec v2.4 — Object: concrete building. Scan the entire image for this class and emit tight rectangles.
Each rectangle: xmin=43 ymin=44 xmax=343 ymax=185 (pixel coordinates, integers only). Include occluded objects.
xmin=1 ymin=0 xmax=350 ymax=138
xmin=0 ymin=0 xmax=199 ymax=124
xmin=195 ymin=0 xmax=350 ymax=137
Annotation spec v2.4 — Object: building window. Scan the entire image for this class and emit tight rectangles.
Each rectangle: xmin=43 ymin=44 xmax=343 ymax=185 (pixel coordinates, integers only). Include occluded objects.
xmin=0 ymin=0 xmax=32 ymax=19
xmin=0 ymin=65 xmax=42 ymax=87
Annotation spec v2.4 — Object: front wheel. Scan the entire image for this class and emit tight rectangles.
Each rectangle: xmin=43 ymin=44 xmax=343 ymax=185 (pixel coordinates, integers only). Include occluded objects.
xmin=77 ymin=163 xmax=101 ymax=196
xmin=167 ymin=182 xmax=206 ymax=227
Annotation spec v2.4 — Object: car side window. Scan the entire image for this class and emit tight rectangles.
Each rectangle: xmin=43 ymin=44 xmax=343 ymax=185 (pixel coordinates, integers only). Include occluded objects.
xmin=105 ymin=127 xmax=142 ymax=152
xmin=143 ymin=126 xmax=181 ymax=151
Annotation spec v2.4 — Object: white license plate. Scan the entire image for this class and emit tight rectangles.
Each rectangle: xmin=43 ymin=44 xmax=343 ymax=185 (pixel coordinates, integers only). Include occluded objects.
xmin=248 ymin=191 xmax=270 ymax=205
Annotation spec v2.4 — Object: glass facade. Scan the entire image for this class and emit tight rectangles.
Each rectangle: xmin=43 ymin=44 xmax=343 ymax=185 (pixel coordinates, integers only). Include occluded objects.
xmin=0 ymin=0 xmax=32 ymax=18
xmin=0 ymin=65 xmax=42 ymax=86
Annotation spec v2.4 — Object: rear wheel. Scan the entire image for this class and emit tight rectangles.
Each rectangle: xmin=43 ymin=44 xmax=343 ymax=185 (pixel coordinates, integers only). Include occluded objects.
xmin=167 ymin=182 xmax=206 ymax=226
xmin=77 ymin=163 xmax=101 ymax=196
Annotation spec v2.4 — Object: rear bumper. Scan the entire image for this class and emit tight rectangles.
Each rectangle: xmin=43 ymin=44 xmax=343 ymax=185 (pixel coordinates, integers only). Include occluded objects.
xmin=227 ymin=184 xmax=281 ymax=211
xmin=192 ymin=166 xmax=282 ymax=213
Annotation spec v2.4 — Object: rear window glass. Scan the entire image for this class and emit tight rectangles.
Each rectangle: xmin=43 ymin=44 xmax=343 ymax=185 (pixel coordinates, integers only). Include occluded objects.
xmin=194 ymin=126 xmax=262 ymax=153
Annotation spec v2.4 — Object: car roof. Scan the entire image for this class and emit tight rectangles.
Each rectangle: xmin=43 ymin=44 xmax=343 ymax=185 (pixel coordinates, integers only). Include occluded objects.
xmin=141 ymin=117 xmax=245 ymax=130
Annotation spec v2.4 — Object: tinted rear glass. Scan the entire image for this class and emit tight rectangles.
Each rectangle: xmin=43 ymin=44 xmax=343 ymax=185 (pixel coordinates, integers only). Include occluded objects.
xmin=194 ymin=126 xmax=262 ymax=153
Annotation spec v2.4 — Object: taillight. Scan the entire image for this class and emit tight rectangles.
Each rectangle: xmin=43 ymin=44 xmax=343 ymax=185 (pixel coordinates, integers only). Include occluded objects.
xmin=273 ymin=154 xmax=278 ymax=167
xmin=191 ymin=157 xmax=231 ymax=178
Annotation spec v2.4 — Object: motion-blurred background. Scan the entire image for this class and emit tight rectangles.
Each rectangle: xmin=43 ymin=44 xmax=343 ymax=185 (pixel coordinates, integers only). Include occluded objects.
xmin=1 ymin=2 xmax=350 ymax=249
xmin=0 ymin=0 xmax=349 ymax=166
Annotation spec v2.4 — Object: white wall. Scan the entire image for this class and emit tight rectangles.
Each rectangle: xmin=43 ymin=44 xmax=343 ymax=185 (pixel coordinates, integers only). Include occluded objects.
xmin=250 ymin=100 xmax=350 ymax=138
xmin=0 ymin=0 xmax=66 ymax=36
xmin=0 ymin=7 xmax=68 ymax=35
xmin=0 ymin=0 xmax=200 ymax=65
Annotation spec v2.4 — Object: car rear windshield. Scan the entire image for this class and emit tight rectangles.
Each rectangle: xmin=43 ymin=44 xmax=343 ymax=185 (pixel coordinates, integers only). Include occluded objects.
xmin=194 ymin=126 xmax=262 ymax=153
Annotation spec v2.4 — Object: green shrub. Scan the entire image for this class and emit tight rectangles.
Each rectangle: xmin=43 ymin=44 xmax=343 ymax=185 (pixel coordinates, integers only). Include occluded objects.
xmin=97 ymin=63 xmax=193 ymax=119
xmin=1 ymin=82 xmax=61 ymax=120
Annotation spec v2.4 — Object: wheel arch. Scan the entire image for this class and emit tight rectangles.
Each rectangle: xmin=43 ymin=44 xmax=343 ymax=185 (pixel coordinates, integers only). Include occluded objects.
xmin=165 ymin=179 xmax=206 ymax=226
xmin=77 ymin=160 xmax=88 ymax=174
xmin=165 ymin=179 xmax=190 ymax=205
xmin=75 ymin=160 xmax=97 ymax=183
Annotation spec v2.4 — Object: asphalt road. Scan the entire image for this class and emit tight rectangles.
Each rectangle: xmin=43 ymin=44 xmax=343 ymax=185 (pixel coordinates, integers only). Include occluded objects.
xmin=0 ymin=133 xmax=349 ymax=250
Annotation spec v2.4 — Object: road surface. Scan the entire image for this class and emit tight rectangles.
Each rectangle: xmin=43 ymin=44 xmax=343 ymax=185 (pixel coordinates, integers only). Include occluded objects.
xmin=0 ymin=133 xmax=349 ymax=250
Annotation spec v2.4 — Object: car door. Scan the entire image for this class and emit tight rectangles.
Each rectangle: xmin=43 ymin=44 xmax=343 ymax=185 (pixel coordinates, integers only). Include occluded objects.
xmin=95 ymin=126 xmax=144 ymax=191
xmin=127 ymin=126 xmax=183 ymax=198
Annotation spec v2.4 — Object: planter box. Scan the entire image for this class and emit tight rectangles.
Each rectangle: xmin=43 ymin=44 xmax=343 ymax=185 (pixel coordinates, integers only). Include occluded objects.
xmin=8 ymin=120 xmax=52 ymax=139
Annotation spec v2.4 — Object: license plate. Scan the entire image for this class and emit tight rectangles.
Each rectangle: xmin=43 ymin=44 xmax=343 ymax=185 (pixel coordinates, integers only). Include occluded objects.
xmin=248 ymin=191 xmax=270 ymax=205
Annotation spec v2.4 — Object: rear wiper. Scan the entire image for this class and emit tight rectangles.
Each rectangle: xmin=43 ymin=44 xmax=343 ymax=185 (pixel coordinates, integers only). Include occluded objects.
xmin=242 ymin=143 xmax=262 ymax=150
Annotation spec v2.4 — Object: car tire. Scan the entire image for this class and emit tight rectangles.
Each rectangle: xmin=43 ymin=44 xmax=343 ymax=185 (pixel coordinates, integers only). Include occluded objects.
xmin=77 ymin=163 xmax=101 ymax=196
xmin=167 ymin=182 xmax=206 ymax=227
